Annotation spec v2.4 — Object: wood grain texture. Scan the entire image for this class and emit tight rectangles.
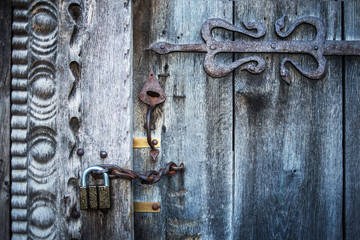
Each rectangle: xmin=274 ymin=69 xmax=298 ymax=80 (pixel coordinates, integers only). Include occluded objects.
xmin=132 ymin=0 xmax=233 ymax=239
xmin=62 ymin=0 xmax=133 ymax=239
xmin=233 ymin=1 xmax=343 ymax=239
xmin=344 ymin=2 xmax=360 ymax=239
xmin=0 ymin=0 xmax=11 ymax=239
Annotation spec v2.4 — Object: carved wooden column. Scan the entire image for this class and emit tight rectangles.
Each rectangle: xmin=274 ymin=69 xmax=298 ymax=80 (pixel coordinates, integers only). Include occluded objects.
xmin=11 ymin=0 xmax=133 ymax=239
xmin=11 ymin=0 xmax=31 ymax=238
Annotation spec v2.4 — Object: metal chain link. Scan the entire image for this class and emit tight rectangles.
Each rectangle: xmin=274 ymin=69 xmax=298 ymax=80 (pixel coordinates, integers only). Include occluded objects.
xmin=91 ymin=161 xmax=184 ymax=184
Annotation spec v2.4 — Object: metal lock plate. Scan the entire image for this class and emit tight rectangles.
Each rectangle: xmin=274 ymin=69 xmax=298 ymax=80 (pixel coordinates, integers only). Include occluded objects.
xmin=98 ymin=186 xmax=111 ymax=209
xmin=88 ymin=186 xmax=98 ymax=209
xmin=80 ymin=187 xmax=88 ymax=210
xmin=133 ymin=137 xmax=160 ymax=148
xmin=134 ymin=202 xmax=161 ymax=213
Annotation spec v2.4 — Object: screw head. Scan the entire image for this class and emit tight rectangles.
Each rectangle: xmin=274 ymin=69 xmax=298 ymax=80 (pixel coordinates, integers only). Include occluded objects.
xmin=100 ymin=151 xmax=108 ymax=158
xmin=271 ymin=43 xmax=276 ymax=49
xmin=160 ymin=44 xmax=165 ymax=49
xmin=160 ymin=95 xmax=165 ymax=99
xmin=210 ymin=45 xmax=216 ymax=50
xmin=152 ymin=204 xmax=160 ymax=211
xmin=314 ymin=45 xmax=319 ymax=50
xmin=76 ymin=148 xmax=84 ymax=156
xmin=71 ymin=210 xmax=80 ymax=219
xmin=152 ymin=139 xmax=158 ymax=145
xmin=249 ymin=65 xmax=255 ymax=71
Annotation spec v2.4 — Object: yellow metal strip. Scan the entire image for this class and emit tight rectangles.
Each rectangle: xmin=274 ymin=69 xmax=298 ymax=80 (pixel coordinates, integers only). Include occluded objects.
xmin=134 ymin=202 xmax=161 ymax=213
xmin=133 ymin=138 xmax=160 ymax=149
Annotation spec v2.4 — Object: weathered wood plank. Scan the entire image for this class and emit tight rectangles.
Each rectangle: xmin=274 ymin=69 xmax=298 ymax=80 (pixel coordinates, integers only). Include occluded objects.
xmin=77 ymin=0 xmax=133 ymax=238
xmin=0 ymin=0 xmax=11 ymax=239
xmin=344 ymin=1 xmax=360 ymax=239
xmin=56 ymin=0 xmax=133 ymax=239
xmin=133 ymin=0 xmax=233 ymax=239
xmin=233 ymin=1 xmax=343 ymax=239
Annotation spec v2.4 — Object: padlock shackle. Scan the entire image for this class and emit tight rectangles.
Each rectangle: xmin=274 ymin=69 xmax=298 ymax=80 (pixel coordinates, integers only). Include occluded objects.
xmin=81 ymin=166 xmax=110 ymax=187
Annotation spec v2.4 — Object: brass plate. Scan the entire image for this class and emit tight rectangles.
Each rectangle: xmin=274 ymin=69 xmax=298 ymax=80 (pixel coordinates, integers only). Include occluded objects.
xmin=134 ymin=202 xmax=161 ymax=213
xmin=133 ymin=138 xmax=160 ymax=149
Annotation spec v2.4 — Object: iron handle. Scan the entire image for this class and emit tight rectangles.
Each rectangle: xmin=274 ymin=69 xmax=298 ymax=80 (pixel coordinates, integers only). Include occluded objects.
xmin=139 ymin=70 xmax=166 ymax=161
xmin=146 ymin=105 xmax=159 ymax=156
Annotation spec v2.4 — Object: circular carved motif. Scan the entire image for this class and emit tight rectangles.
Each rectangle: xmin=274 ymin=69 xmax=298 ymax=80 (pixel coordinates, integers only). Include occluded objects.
xmin=30 ymin=140 xmax=55 ymax=163
xmin=32 ymin=11 xmax=57 ymax=36
xmin=32 ymin=76 xmax=55 ymax=100
xmin=30 ymin=205 xmax=55 ymax=229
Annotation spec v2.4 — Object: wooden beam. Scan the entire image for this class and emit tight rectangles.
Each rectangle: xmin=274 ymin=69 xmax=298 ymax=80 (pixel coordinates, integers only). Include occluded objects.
xmin=344 ymin=2 xmax=360 ymax=239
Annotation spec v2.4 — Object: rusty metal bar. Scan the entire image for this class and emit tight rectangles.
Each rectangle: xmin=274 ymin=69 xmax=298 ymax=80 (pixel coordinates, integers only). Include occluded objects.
xmin=324 ymin=41 xmax=360 ymax=55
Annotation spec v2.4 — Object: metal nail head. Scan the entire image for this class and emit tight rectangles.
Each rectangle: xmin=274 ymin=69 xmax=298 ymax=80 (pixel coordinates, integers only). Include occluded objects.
xmin=152 ymin=204 xmax=160 ymax=211
xmin=77 ymin=148 xmax=84 ymax=156
xmin=100 ymin=151 xmax=108 ymax=158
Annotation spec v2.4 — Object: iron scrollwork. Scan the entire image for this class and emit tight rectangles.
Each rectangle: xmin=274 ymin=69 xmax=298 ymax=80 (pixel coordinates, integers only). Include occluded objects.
xmin=147 ymin=16 xmax=360 ymax=84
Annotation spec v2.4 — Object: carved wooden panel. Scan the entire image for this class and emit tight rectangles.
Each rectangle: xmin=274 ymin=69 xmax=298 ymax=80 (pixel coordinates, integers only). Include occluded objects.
xmin=11 ymin=0 xmax=133 ymax=239
xmin=11 ymin=0 xmax=59 ymax=239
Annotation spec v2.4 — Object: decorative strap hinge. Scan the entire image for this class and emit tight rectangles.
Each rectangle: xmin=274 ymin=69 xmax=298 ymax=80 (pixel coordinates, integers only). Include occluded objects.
xmin=147 ymin=16 xmax=360 ymax=84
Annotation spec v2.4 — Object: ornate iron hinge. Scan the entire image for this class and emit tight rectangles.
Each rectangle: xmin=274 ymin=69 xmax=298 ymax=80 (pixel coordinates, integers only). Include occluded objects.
xmin=147 ymin=16 xmax=360 ymax=84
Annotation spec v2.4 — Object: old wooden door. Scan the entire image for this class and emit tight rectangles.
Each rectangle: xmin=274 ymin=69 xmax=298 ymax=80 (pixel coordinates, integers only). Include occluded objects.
xmin=2 ymin=0 xmax=360 ymax=239
xmin=132 ymin=0 xmax=360 ymax=239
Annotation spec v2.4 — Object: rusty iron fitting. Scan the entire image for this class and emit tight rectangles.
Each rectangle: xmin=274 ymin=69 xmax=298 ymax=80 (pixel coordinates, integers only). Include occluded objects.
xmin=91 ymin=162 xmax=184 ymax=185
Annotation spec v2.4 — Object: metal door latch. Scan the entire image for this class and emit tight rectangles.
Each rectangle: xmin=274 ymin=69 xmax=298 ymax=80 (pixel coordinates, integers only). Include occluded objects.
xmin=91 ymin=161 xmax=184 ymax=184
xmin=80 ymin=162 xmax=184 ymax=210
xmin=147 ymin=16 xmax=360 ymax=84
xmin=139 ymin=70 xmax=166 ymax=161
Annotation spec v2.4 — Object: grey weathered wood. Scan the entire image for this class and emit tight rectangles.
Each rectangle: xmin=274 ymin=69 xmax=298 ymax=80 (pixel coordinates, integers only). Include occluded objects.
xmin=233 ymin=1 xmax=343 ymax=239
xmin=344 ymin=2 xmax=360 ymax=239
xmin=10 ymin=0 xmax=133 ymax=239
xmin=56 ymin=0 xmax=133 ymax=239
xmin=0 ymin=0 xmax=11 ymax=239
xmin=133 ymin=0 xmax=233 ymax=239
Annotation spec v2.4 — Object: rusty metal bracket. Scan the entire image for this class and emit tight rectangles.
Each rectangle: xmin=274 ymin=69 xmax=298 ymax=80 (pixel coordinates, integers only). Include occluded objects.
xmin=147 ymin=16 xmax=360 ymax=84
xmin=139 ymin=70 xmax=166 ymax=161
